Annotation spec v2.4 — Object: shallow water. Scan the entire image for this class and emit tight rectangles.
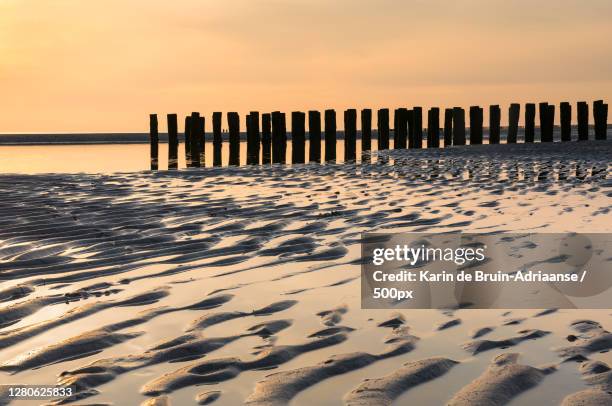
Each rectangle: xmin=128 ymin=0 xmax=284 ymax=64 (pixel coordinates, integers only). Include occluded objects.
xmin=0 ymin=141 xmax=610 ymax=405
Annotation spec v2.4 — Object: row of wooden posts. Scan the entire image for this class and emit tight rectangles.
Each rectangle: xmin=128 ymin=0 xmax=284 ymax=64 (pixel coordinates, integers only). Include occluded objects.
xmin=149 ymin=100 xmax=608 ymax=170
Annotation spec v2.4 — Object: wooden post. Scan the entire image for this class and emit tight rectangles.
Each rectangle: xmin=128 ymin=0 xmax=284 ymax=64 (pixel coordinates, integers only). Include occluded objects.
xmin=261 ymin=113 xmax=272 ymax=164
xmin=377 ymin=108 xmax=389 ymax=150
xmin=577 ymin=101 xmax=589 ymax=141
xmin=212 ymin=112 xmax=222 ymax=167
xmin=324 ymin=109 xmax=336 ymax=162
xmin=271 ymin=111 xmax=286 ymax=164
xmin=228 ymin=112 xmax=240 ymax=166
xmin=469 ymin=106 xmax=483 ymax=145
xmin=308 ymin=110 xmax=321 ymax=163
xmin=167 ymin=114 xmax=178 ymax=169
xmin=361 ymin=109 xmax=372 ymax=153
xmin=507 ymin=103 xmax=520 ymax=143
xmin=199 ymin=116 xmax=205 ymax=167
xmin=412 ymin=107 xmax=423 ymax=148
xmin=407 ymin=109 xmax=414 ymax=148
xmin=443 ymin=108 xmax=453 ymax=147
xmin=149 ymin=114 xmax=159 ymax=170
xmin=427 ymin=107 xmax=440 ymax=148
xmin=594 ymin=100 xmax=608 ymax=140
xmin=246 ymin=112 xmax=261 ymax=165
xmin=292 ymin=111 xmax=306 ymax=164
xmin=560 ymin=102 xmax=571 ymax=142
xmin=184 ymin=116 xmax=192 ymax=167
xmin=189 ymin=112 xmax=201 ymax=167
xmin=394 ymin=108 xmax=407 ymax=149
xmin=344 ymin=109 xmax=357 ymax=161
xmin=539 ymin=102 xmax=555 ymax=142
xmin=489 ymin=105 xmax=501 ymax=144
xmin=524 ymin=103 xmax=536 ymax=143
xmin=452 ymin=107 xmax=465 ymax=146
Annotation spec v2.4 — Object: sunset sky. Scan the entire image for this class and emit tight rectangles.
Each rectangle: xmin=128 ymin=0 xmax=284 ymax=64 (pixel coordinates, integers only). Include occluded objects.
xmin=1 ymin=0 xmax=611 ymax=132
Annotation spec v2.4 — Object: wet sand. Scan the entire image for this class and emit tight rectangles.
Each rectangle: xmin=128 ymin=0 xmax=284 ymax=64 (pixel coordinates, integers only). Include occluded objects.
xmin=0 ymin=141 xmax=610 ymax=405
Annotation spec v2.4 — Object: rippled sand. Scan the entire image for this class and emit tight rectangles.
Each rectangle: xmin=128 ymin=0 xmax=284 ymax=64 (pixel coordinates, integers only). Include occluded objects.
xmin=0 ymin=141 xmax=610 ymax=406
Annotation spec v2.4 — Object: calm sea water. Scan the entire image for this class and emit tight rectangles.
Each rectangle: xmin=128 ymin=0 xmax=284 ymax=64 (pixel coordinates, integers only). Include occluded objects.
xmin=0 ymin=141 xmax=378 ymax=174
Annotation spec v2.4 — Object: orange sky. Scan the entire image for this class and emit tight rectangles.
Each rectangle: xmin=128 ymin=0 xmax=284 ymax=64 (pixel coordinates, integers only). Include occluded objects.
xmin=1 ymin=0 xmax=611 ymax=132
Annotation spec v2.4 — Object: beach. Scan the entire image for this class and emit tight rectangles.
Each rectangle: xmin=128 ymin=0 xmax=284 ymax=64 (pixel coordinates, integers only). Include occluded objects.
xmin=0 ymin=141 xmax=611 ymax=406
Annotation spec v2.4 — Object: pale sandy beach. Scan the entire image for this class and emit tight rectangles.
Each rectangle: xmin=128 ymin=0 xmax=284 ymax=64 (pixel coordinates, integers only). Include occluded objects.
xmin=0 ymin=141 xmax=611 ymax=406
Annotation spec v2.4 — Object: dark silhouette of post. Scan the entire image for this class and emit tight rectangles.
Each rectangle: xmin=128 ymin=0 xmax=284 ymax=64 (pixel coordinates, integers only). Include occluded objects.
xmin=594 ymin=100 xmax=608 ymax=140
xmin=489 ymin=105 xmax=501 ymax=144
xmin=271 ymin=111 xmax=287 ymax=164
xmin=308 ymin=111 xmax=321 ymax=163
xmin=227 ymin=112 xmax=240 ymax=166
xmin=344 ymin=109 xmax=357 ymax=161
xmin=292 ymin=111 xmax=306 ymax=164
xmin=212 ymin=112 xmax=222 ymax=166
xmin=412 ymin=107 xmax=423 ymax=148
xmin=149 ymin=114 xmax=159 ymax=170
xmin=361 ymin=109 xmax=372 ymax=153
xmin=539 ymin=102 xmax=555 ymax=142
xmin=427 ymin=107 xmax=440 ymax=148
xmin=261 ymin=113 xmax=272 ymax=164
xmin=189 ymin=112 xmax=201 ymax=167
xmin=394 ymin=108 xmax=407 ymax=149
xmin=452 ymin=107 xmax=465 ymax=146
xmin=407 ymin=109 xmax=414 ymax=148
xmin=507 ymin=103 xmax=520 ymax=143
xmin=184 ymin=116 xmax=192 ymax=167
xmin=167 ymin=114 xmax=178 ymax=169
xmin=377 ymin=108 xmax=389 ymax=150
xmin=560 ymin=102 xmax=571 ymax=142
xmin=198 ymin=116 xmax=205 ymax=167
xmin=469 ymin=106 xmax=483 ymax=145
xmin=324 ymin=109 xmax=336 ymax=162
xmin=247 ymin=112 xmax=260 ymax=165
xmin=525 ymin=103 xmax=535 ymax=143
xmin=443 ymin=108 xmax=453 ymax=147
xmin=577 ymin=101 xmax=589 ymax=141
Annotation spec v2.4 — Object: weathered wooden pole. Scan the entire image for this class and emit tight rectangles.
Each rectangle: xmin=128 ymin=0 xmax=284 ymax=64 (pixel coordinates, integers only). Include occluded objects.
xmin=199 ymin=116 xmax=206 ymax=166
xmin=271 ymin=111 xmax=286 ymax=164
xmin=361 ymin=109 xmax=372 ymax=153
xmin=452 ymin=107 xmax=466 ymax=146
xmin=489 ymin=105 xmax=501 ymax=144
xmin=427 ymin=107 xmax=440 ymax=148
xmin=539 ymin=102 xmax=555 ymax=142
xmin=525 ymin=103 xmax=536 ymax=143
xmin=184 ymin=116 xmax=192 ymax=167
xmin=212 ymin=112 xmax=222 ymax=166
xmin=308 ymin=110 xmax=321 ymax=163
xmin=412 ymin=107 xmax=423 ymax=148
xmin=377 ymin=108 xmax=390 ymax=150
xmin=324 ymin=109 xmax=336 ymax=162
xmin=149 ymin=114 xmax=159 ymax=170
xmin=394 ymin=108 xmax=407 ymax=149
xmin=261 ymin=113 xmax=272 ymax=164
xmin=167 ymin=114 xmax=178 ymax=169
xmin=594 ymin=100 xmax=608 ymax=140
xmin=344 ymin=109 xmax=357 ymax=161
xmin=246 ymin=112 xmax=261 ymax=165
xmin=292 ymin=111 xmax=306 ymax=164
xmin=189 ymin=112 xmax=201 ymax=167
xmin=443 ymin=108 xmax=453 ymax=147
xmin=469 ymin=106 xmax=483 ymax=145
xmin=507 ymin=103 xmax=520 ymax=143
xmin=407 ymin=109 xmax=414 ymax=148
xmin=577 ymin=101 xmax=589 ymax=141
xmin=560 ymin=102 xmax=572 ymax=142
xmin=227 ymin=112 xmax=240 ymax=166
